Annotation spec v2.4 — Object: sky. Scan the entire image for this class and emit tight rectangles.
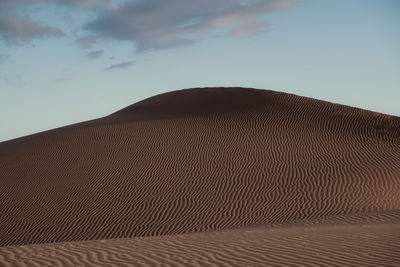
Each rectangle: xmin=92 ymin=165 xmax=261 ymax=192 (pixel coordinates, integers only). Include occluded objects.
xmin=0 ymin=0 xmax=399 ymax=142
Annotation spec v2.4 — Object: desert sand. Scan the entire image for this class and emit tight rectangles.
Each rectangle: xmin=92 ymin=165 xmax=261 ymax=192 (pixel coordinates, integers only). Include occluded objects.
xmin=0 ymin=87 xmax=399 ymax=266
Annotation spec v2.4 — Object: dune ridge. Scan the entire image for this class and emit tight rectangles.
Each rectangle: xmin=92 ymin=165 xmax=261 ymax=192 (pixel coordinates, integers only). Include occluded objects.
xmin=0 ymin=87 xmax=399 ymax=263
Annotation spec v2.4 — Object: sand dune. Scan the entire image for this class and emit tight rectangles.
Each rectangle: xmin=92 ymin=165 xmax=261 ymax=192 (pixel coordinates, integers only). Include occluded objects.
xmin=0 ymin=87 xmax=399 ymax=265
xmin=1 ymin=211 xmax=399 ymax=267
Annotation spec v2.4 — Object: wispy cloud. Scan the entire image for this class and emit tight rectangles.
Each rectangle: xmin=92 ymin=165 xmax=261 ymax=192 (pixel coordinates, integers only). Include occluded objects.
xmin=86 ymin=0 xmax=295 ymax=51
xmin=86 ymin=50 xmax=103 ymax=59
xmin=76 ymin=34 xmax=100 ymax=49
xmin=0 ymin=14 xmax=64 ymax=44
xmin=104 ymin=61 xmax=133 ymax=71
xmin=54 ymin=0 xmax=105 ymax=8
xmin=0 ymin=0 xmax=105 ymax=9
xmin=0 ymin=0 xmax=106 ymax=44
xmin=0 ymin=0 xmax=296 ymax=49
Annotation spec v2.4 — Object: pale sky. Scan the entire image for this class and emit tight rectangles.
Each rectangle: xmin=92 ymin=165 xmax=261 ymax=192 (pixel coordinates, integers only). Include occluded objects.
xmin=1 ymin=0 xmax=399 ymax=142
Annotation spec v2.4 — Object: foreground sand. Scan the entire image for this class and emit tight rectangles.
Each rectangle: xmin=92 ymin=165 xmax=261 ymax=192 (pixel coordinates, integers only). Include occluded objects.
xmin=1 ymin=211 xmax=399 ymax=266
xmin=1 ymin=87 xmax=399 ymax=265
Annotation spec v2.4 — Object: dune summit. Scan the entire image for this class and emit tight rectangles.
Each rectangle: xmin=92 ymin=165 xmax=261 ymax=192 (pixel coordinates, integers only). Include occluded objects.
xmin=0 ymin=87 xmax=400 ymax=266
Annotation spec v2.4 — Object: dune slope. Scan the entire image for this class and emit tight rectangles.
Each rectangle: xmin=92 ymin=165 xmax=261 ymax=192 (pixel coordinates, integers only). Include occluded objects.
xmin=0 ymin=87 xmax=399 ymax=248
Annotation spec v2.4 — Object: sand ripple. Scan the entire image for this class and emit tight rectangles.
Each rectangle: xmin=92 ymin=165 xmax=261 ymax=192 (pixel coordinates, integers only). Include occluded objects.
xmin=1 ymin=211 xmax=399 ymax=267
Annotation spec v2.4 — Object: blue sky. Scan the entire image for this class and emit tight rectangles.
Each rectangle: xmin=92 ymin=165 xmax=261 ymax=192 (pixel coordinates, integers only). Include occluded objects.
xmin=0 ymin=0 xmax=399 ymax=142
